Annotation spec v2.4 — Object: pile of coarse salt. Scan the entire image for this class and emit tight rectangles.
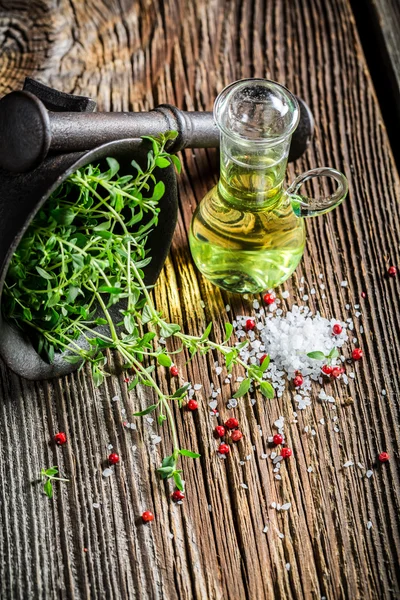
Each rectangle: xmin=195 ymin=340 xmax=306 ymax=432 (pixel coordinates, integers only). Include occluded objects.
xmin=233 ymin=301 xmax=352 ymax=410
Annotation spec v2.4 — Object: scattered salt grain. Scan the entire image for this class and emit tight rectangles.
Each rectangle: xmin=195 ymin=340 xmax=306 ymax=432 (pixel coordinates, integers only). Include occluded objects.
xmin=270 ymin=502 xmax=277 ymax=509
xmin=261 ymin=453 xmax=268 ymax=459
xmin=107 ymin=444 xmax=113 ymax=450
xmin=168 ymin=532 xmax=174 ymax=539
xmin=381 ymin=389 xmax=386 ymax=396
xmin=194 ymin=383 xmax=202 ymax=391
xmin=286 ymin=563 xmax=291 ymax=571
xmin=366 ymin=470 xmax=373 ymax=479
xmin=278 ymin=532 xmax=285 ymax=539
xmin=366 ymin=521 xmax=373 ymax=530
xmin=343 ymin=461 xmax=354 ymax=468
xmin=341 ymin=280 xmax=348 ymax=287
xmin=310 ymin=288 xmax=316 ymax=295
xmin=112 ymin=395 xmax=119 ymax=402
xmin=263 ymin=525 xmax=269 ymax=533
xmin=151 ymin=435 xmax=162 ymax=445
xmin=279 ymin=503 xmax=291 ymax=511
xmin=281 ymin=291 xmax=290 ymax=299
xmin=357 ymin=463 xmax=365 ymax=470
xmin=302 ymin=295 xmax=309 ymax=301
xmin=275 ymin=474 xmax=282 ymax=480
xmin=319 ymin=419 xmax=325 ymax=425
xmin=225 ymin=304 xmax=231 ymax=312
xmin=102 ymin=468 xmax=113 ymax=478
xmin=240 ymin=483 xmax=248 ymax=489
xmin=92 ymin=503 xmax=100 ymax=509
xmin=209 ymin=400 xmax=218 ymax=410
xmin=215 ymin=367 xmax=223 ymax=376
xmin=307 ymin=466 xmax=313 ymax=473
xmin=208 ymin=505 xmax=212 ymax=512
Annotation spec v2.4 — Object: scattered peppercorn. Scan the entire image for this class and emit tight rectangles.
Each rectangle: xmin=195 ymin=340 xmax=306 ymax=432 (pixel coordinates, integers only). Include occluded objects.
xmin=273 ymin=434 xmax=283 ymax=445
xmin=331 ymin=367 xmax=344 ymax=378
xmin=215 ymin=425 xmax=225 ymax=438
xmin=322 ymin=365 xmax=333 ymax=376
xmin=187 ymin=399 xmax=198 ymax=411
xmin=263 ymin=292 xmax=275 ymax=305
xmin=225 ymin=417 xmax=239 ymax=430
xmin=388 ymin=266 xmax=397 ymax=277
xmin=172 ymin=490 xmax=185 ymax=502
xmin=218 ymin=443 xmax=230 ymax=455
xmin=378 ymin=452 xmax=390 ymax=463
xmin=170 ymin=365 xmax=179 ymax=377
xmin=108 ymin=453 xmax=120 ymax=465
xmin=281 ymin=448 xmax=292 ymax=459
xmin=352 ymin=348 xmax=363 ymax=361
xmin=54 ymin=432 xmax=67 ymax=445
xmin=293 ymin=374 xmax=304 ymax=387
xmin=332 ymin=323 xmax=342 ymax=335
xmin=245 ymin=319 xmax=255 ymax=331
xmin=361 ymin=291 xmax=366 ymax=298
xmin=142 ymin=511 xmax=154 ymax=522
xmin=124 ymin=377 xmax=130 ymax=383
xmin=231 ymin=430 xmax=243 ymax=442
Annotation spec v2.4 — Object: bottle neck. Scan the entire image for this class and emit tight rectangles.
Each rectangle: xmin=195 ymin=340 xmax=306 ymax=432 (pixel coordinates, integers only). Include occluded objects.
xmin=218 ymin=135 xmax=290 ymax=209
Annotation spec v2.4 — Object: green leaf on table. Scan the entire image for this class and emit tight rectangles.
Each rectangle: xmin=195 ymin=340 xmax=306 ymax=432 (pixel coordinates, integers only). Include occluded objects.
xmin=179 ymin=449 xmax=200 ymax=459
xmin=171 ymin=384 xmax=191 ymax=399
xmin=260 ymin=381 xmax=275 ymax=399
xmin=328 ymin=347 xmax=339 ymax=359
xmin=157 ymin=353 xmax=172 ymax=367
xmin=173 ymin=471 xmax=184 ymax=491
xmin=160 ymin=322 xmax=181 ymax=338
xmin=128 ymin=376 xmax=139 ymax=391
xmin=133 ymin=403 xmax=158 ymax=416
xmin=43 ymin=479 xmax=53 ymax=499
xmin=224 ymin=322 xmax=233 ymax=342
xmin=170 ymin=154 xmax=182 ymax=173
xmin=307 ymin=351 xmax=325 ymax=360
xmin=200 ymin=322 xmax=212 ymax=341
xmin=233 ymin=378 xmax=251 ymax=398
xmin=260 ymin=355 xmax=270 ymax=372
xmin=157 ymin=466 xmax=174 ymax=478
xmin=106 ymin=157 xmax=120 ymax=178
xmin=161 ymin=455 xmax=176 ymax=469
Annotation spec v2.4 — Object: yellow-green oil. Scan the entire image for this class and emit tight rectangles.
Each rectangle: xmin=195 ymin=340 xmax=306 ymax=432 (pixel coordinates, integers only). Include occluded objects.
xmin=189 ymin=157 xmax=305 ymax=294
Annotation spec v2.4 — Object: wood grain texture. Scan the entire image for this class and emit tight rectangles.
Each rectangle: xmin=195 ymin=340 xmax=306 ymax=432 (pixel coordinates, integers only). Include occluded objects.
xmin=0 ymin=1 xmax=400 ymax=599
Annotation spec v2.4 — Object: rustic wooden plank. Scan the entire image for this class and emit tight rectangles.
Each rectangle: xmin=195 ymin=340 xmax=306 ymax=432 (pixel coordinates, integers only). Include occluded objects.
xmin=350 ymin=0 xmax=400 ymax=164
xmin=0 ymin=0 xmax=400 ymax=599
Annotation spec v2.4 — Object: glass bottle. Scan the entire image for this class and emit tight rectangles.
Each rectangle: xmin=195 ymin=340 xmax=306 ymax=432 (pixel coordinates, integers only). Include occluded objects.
xmin=189 ymin=79 xmax=348 ymax=294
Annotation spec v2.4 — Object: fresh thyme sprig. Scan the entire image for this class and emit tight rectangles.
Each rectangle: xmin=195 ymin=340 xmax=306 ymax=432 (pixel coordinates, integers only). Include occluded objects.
xmin=41 ymin=466 xmax=69 ymax=498
xmin=4 ymin=131 xmax=274 ymax=490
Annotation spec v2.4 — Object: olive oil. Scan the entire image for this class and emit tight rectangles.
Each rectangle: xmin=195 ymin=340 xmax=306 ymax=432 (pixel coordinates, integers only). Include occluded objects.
xmin=189 ymin=160 xmax=305 ymax=293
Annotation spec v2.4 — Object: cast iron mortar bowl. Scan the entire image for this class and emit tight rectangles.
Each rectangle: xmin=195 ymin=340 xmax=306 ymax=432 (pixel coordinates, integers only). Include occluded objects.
xmin=0 ymin=139 xmax=178 ymax=380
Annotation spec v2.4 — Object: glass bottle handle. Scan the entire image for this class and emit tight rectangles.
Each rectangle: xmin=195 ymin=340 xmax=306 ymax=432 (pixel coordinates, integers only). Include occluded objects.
xmin=288 ymin=167 xmax=348 ymax=217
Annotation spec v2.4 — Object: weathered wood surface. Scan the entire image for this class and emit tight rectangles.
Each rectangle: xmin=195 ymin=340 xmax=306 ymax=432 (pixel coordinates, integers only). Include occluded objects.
xmin=350 ymin=0 xmax=400 ymax=165
xmin=0 ymin=1 xmax=400 ymax=599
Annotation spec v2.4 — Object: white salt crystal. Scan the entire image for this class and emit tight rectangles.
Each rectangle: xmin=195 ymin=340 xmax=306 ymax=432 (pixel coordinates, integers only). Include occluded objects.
xmin=102 ymin=468 xmax=113 ymax=478
xmin=343 ymin=461 xmax=354 ymax=468
xmin=310 ymin=288 xmax=316 ymax=295
xmin=280 ymin=503 xmax=291 ymax=511
xmin=302 ymin=295 xmax=309 ymax=301
xmin=261 ymin=453 xmax=268 ymax=459
xmin=382 ymin=389 xmax=386 ymax=396
xmin=366 ymin=470 xmax=373 ymax=479
xmin=151 ymin=435 xmax=162 ymax=445
xmin=200 ymin=300 xmax=205 ymax=308
xmin=146 ymin=417 xmax=154 ymax=424
xmin=319 ymin=419 xmax=325 ymax=425
xmin=357 ymin=463 xmax=365 ymax=470
xmin=263 ymin=525 xmax=268 ymax=533
xmin=107 ymin=444 xmax=113 ymax=450
xmin=209 ymin=400 xmax=217 ymax=410
xmin=208 ymin=505 xmax=212 ymax=512
xmin=270 ymin=452 xmax=277 ymax=459
xmin=366 ymin=521 xmax=373 ymax=530
xmin=307 ymin=466 xmax=313 ymax=473
xmin=278 ymin=532 xmax=285 ymax=539
xmin=240 ymin=483 xmax=248 ymax=489
xmin=286 ymin=563 xmax=291 ymax=571
xmin=215 ymin=367 xmax=222 ymax=376
xmin=275 ymin=474 xmax=282 ymax=480
xmin=112 ymin=395 xmax=119 ymax=402
xmin=93 ymin=503 xmax=100 ymax=508
xmin=341 ymin=280 xmax=348 ymax=287
xmin=194 ymin=383 xmax=202 ymax=390
xmin=270 ymin=502 xmax=277 ymax=509
xmin=225 ymin=304 xmax=231 ymax=312
xmin=281 ymin=291 xmax=290 ymax=299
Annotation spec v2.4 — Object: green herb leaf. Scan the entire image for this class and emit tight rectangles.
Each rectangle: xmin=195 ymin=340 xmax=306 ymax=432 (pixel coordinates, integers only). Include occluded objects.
xmin=260 ymin=381 xmax=275 ymax=399
xmin=179 ymin=449 xmax=201 ymax=458
xmin=233 ymin=378 xmax=251 ymax=398
xmin=43 ymin=479 xmax=53 ymax=498
xmin=155 ymin=156 xmax=171 ymax=168
xmin=307 ymin=351 xmax=326 ymax=360
xmin=157 ymin=353 xmax=172 ymax=367
xmin=224 ymin=322 xmax=233 ymax=342
xmin=35 ymin=266 xmax=53 ymax=280
xmin=173 ymin=471 xmax=184 ymax=491
xmin=106 ymin=157 xmax=120 ymax=177
xmin=133 ymin=403 xmax=158 ymax=416
xmin=200 ymin=322 xmax=212 ymax=341
xmin=171 ymin=383 xmax=191 ymax=399
xmin=260 ymin=355 xmax=270 ymax=372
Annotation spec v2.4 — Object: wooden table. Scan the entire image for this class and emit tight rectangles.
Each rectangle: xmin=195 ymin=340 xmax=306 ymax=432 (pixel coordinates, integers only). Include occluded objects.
xmin=0 ymin=1 xmax=399 ymax=598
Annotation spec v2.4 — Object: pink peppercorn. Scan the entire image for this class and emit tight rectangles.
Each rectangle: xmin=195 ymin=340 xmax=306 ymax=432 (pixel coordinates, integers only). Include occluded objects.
xmin=378 ymin=452 xmax=390 ymax=463
xmin=218 ymin=443 xmax=230 ymax=455
xmin=245 ymin=319 xmax=255 ymax=331
xmin=281 ymin=448 xmax=292 ymax=459
xmin=54 ymin=432 xmax=67 ymax=445
xmin=388 ymin=266 xmax=397 ymax=277
xmin=332 ymin=323 xmax=342 ymax=335
xmin=231 ymin=430 xmax=243 ymax=442
xmin=225 ymin=417 xmax=239 ymax=430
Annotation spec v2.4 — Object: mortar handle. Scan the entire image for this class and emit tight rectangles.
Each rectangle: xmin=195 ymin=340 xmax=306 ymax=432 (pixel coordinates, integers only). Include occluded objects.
xmin=288 ymin=167 xmax=348 ymax=217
